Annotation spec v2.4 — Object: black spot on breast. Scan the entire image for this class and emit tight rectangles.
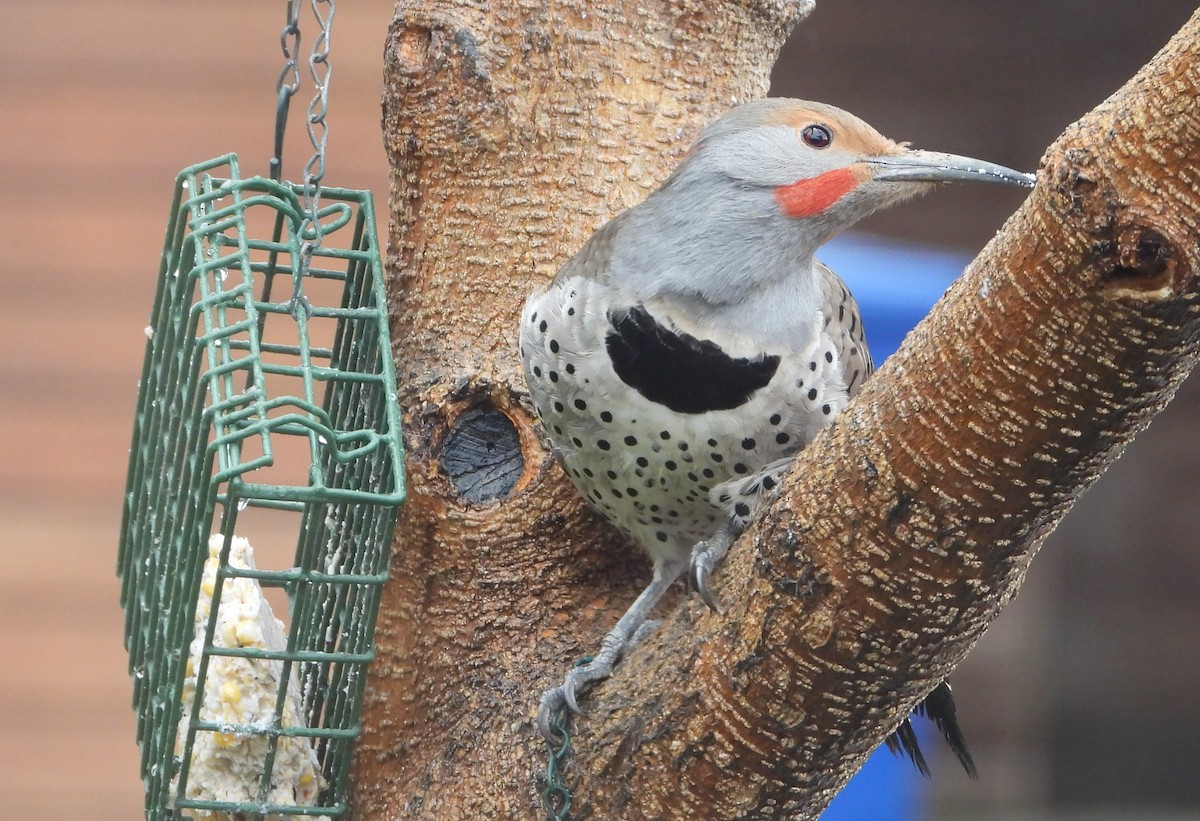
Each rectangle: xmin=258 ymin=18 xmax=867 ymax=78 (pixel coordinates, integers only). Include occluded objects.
xmin=605 ymin=305 xmax=780 ymax=414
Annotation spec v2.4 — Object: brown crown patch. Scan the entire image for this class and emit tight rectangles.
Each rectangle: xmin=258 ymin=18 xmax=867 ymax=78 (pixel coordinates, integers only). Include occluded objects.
xmin=767 ymin=101 xmax=901 ymax=158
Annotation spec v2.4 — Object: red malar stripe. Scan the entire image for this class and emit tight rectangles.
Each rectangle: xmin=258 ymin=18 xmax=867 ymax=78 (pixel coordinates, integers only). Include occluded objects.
xmin=773 ymin=167 xmax=859 ymax=218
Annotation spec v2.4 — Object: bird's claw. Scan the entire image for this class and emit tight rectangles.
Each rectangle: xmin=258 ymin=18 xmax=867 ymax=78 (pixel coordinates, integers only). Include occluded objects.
xmin=689 ymin=542 xmax=724 ymax=613
xmin=536 ymin=656 xmax=615 ymax=744
xmin=536 ymin=685 xmax=575 ymax=744
xmin=562 ymin=675 xmax=582 ymax=714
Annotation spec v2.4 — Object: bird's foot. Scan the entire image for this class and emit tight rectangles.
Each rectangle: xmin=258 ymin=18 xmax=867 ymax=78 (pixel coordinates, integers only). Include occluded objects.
xmin=687 ymin=523 xmax=739 ymax=612
xmin=536 ymin=641 xmax=623 ymax=743
xmin=535 ymin=561 xmax=687 ymax=745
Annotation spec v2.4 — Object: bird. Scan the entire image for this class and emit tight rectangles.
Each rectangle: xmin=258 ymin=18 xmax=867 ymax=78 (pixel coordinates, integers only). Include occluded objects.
xmin=519 ymin=98 xmax=1033 ymax=777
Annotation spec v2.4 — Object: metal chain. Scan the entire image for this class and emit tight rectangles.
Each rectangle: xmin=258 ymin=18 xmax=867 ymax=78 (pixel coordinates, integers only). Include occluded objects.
xmin=269 ymin=1 xmax=302 ymax=183
xmin=542 ymin=657 xmax=593 ymax=821
xmin=269 ymin=0 xmax=336 ymax=319
xmin=291 ymin=0 xmax=335 ymax=318
xmin=542 ymin=704 xmax=576 ymax=821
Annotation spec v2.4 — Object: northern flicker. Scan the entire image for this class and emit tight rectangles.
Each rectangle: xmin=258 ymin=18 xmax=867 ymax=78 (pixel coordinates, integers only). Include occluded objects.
xmin=520 ymin=98 xmax=1033 ymax=776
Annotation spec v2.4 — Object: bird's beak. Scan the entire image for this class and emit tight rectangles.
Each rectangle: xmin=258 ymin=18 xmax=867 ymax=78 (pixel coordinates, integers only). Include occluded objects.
xmin=870 ymin=149 xmax=1035 ymax=187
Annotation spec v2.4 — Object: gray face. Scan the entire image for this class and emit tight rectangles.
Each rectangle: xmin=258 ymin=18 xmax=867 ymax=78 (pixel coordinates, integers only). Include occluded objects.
xmin=564 ymin=98 xmax=1033 ymax=352
xmin=599 ymin=104 xmax=912 ymax=322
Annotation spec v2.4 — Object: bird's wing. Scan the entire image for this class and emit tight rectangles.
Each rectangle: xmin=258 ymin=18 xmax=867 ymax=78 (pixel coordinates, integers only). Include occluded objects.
xmin=815 ymin=261 xmax=873 ymax=397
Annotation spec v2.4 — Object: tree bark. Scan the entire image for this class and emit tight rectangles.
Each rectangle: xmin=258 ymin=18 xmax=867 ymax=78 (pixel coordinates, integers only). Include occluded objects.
xmin=355 ymin=1 xmax=811 ymax=818
xmin=357 ymin=2 xmax=1200 ymax=819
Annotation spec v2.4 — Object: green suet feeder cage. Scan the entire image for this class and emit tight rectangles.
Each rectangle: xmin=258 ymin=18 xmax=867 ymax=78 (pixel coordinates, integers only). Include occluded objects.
xmin=118 ymin=153 xmax=404 ymax=819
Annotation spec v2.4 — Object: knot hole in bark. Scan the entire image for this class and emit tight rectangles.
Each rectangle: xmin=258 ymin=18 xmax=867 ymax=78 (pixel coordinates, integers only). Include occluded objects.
xmin=1097 ymin=224 xmax=1189 ymax=295
xmin=384 ymin=15 xmax=502 ymax=156
xmin=388 ymin=17 xmax=489 ymax=83
xmin=391 ymin=24 xmax=432 ymax=78
xmin=440 ymin=404 xmax=525 ymax=503
xmin=1049 ymin=145 xmax=1194 ymax=296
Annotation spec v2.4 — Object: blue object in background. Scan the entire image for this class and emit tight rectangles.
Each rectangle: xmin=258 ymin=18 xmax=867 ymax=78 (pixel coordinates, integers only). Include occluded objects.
xmin=821 ymin=234 xmax=972 ymax=363
xmin=812 ymin=233 xmax=971 ymax=821
xmin=823 ymin=746 xmax=920 ymax=821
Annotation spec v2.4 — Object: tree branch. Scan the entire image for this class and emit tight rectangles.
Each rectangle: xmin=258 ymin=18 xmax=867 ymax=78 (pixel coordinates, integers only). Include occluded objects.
xmin=359 ymin=1 xmax=1200 ymax=817
xmin=568 ymin=9 xmax=1200 ymax=818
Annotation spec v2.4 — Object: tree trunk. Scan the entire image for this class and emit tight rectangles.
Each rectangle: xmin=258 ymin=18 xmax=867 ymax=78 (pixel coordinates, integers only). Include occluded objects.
xmin=354 ymin=1 xmax=811 ymax=817
xmin=356 ymin=2 xmax=1200 ymax=818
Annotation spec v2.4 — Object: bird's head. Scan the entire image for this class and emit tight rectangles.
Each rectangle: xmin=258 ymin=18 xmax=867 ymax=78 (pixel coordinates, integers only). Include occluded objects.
xmin=676 ymin=98 xmax=1033 ymax=247
xmin=603 ymin=99 xmax=1033 ymax=329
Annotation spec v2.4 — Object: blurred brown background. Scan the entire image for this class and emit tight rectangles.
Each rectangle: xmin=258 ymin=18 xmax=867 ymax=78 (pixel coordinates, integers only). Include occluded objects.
xmin=1 ymin=1 xmax=1196 ymax=818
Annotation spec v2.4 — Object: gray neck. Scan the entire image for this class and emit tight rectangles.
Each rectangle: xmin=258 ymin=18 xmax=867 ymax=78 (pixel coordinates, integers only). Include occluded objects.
xmin=605 ymin=162 xmax=828 ymax=352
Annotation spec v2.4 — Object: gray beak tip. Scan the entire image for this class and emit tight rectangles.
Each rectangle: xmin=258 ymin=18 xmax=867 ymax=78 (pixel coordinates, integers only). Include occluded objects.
xmin=872 ymin=150 xmax=1037 ymax=189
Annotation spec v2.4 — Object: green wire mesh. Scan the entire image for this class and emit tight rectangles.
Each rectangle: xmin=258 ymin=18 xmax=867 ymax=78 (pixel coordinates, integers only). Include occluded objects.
xmin=118 ymin=154 xmax=405 ymax=820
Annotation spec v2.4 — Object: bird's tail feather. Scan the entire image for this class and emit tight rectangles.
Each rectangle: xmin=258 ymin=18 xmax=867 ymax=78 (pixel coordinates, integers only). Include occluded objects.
xmin=884 ymin=680 xmax=978 ymax=779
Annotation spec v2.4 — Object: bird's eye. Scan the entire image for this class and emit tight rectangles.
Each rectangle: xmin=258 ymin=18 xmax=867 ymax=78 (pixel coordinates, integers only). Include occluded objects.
xmin=801 ymin=124 xmax=832 ymax=149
